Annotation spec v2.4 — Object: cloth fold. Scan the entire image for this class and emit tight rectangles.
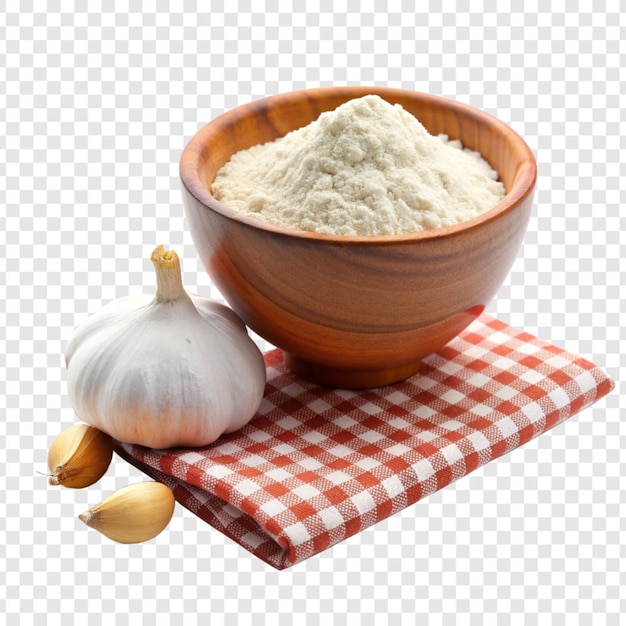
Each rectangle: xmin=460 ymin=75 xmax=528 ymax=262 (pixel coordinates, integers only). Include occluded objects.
xmin=115 ymin=314 xmax=614 ymax=570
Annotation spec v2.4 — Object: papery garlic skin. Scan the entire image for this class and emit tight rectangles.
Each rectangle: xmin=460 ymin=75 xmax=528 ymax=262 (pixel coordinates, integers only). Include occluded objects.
xmin=64 ymin=247 xmax=267 ymax=449
xmin=78 ymin=481 xmax=175 ymax=544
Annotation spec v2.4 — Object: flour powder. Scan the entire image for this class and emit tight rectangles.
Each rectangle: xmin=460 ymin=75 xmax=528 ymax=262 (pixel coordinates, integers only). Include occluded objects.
xmin=212 ymin=95 xmax=506 ymax=236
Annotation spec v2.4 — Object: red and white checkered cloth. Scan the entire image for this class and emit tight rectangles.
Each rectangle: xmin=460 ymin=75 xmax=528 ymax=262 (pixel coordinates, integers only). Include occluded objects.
xmin=115 ymin=314 xmax=614 ymax=570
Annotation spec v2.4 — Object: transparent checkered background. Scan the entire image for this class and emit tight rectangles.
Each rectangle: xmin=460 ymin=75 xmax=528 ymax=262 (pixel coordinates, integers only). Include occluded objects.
xmin=1 ymin=2 xmax=624 ymax=624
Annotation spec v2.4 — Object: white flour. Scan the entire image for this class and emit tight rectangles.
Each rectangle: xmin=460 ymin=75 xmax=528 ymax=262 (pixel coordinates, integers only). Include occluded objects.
xmin=212 ymin=95 xmax=506 ymax=236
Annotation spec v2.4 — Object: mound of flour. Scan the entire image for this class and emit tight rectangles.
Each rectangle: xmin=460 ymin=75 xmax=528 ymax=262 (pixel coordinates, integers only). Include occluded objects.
xmin=212 ymin=95 xmax=506 ymax=236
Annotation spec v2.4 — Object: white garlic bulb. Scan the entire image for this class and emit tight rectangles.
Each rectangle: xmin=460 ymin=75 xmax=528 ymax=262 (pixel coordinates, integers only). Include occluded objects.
xmin=64 ymin=246 xmax=266 ymax=449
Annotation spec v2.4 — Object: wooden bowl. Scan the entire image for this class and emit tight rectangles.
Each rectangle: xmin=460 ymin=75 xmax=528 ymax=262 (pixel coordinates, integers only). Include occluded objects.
xmin=180 ymin=87 xmax=536 ymax=388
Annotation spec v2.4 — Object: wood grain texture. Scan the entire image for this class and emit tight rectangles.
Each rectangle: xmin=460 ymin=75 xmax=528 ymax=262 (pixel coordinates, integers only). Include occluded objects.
xmin=180 ymin=87 xmax=536 ymax=388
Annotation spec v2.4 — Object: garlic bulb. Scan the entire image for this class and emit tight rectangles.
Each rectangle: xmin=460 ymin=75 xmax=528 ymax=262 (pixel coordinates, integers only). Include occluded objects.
xmin=64 ymin=245 xmax=266 ymax=449
xmin=78 ymin=481 xmax=175 ymax=543
xmin=47 ymin=423 xmax=113 ymax=488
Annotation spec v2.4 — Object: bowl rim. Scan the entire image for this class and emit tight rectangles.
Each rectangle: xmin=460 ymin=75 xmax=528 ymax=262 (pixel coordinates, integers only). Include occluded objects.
xmin=180 ymin=86 xmax=537 ymax=245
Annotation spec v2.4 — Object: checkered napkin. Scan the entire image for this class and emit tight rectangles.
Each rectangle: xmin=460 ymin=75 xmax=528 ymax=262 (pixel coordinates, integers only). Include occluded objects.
xmin=115 ymin=314 xmax=614 ymax=570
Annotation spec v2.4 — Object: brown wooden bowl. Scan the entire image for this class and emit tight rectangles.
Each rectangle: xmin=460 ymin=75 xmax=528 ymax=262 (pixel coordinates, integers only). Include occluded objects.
xmin=180 ymin=87 xmax=536 ymax=388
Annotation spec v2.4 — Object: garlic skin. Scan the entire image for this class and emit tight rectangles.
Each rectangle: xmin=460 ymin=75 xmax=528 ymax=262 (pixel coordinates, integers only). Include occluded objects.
xmin=78 ymin=481 xmax=175 ymax=544
xmin=47 ymin=424 xmax=113 ymax=488
xmin=64 ymin=246 xmax=267 ymax=449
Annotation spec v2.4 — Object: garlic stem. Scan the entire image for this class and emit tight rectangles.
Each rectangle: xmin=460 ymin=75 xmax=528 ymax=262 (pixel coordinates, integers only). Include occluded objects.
xmin=150 ymin=245 xmax=189 ymax=303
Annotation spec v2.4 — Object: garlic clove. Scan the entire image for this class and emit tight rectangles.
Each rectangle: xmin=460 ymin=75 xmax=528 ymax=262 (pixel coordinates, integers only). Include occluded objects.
xmin=78 ymin=482 xmax=176 ymax=544
xmin=47 ymin=423 xmax=113 ymax=488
